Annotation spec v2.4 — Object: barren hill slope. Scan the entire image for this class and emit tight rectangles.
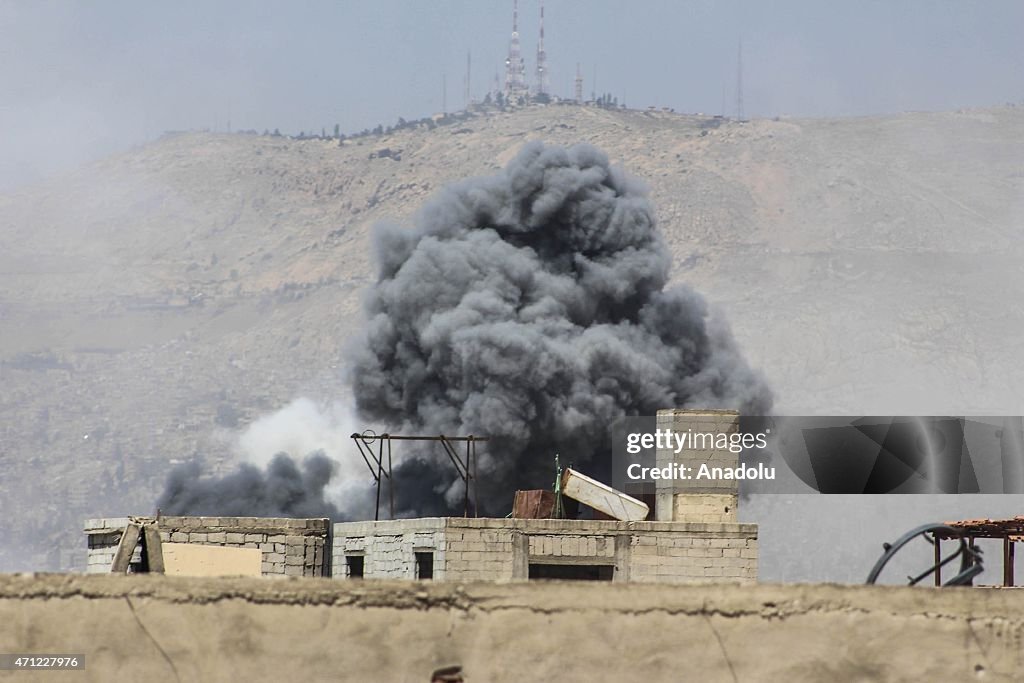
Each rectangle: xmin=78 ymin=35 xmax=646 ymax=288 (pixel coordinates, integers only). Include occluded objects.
xmin=1 ymin=104 xmax=1023 ymax=572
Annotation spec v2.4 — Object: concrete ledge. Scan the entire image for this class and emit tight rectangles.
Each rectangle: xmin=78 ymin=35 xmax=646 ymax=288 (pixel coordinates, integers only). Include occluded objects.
xmin=85 ymin=517 xmax=329 ymax=536
xmin=83 ymin=517 xmax=132 ymax=532
xmin=527 ymin=555 xmax=617 ymax=565
xmin=2 ymin=573 xmax=1019 ymax=619
xmin=656 ymin=408 xmax=741 ymax=418
xmin=0 ymin=574 xmax=1021 ymax=681
xmin=333 ymin=518 xmax=448 ymax=535
xmin=334 ymin=517 xmax=756 ymax=537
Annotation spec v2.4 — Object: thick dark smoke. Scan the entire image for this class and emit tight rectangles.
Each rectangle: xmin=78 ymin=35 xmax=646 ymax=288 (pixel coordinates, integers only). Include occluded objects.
xmin=350 ymin=142 xmax=772 ymax=514
xmin=157 ymin=452 xmax=341 ymax=518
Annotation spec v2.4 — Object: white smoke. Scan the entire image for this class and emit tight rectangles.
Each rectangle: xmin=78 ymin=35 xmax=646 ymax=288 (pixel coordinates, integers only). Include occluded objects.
xmin=235 ymin=396 xmax=375 ymax=516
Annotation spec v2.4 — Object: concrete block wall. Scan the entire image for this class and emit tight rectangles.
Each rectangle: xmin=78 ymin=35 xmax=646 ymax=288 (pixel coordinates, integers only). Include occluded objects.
xmin=85 ymin=518 xmax=141 ymax=573
xmin=84 ymin=516 xmax=330 ymax=577
xmin=506 ymin=519 xmax=755 ymax=584
xmin=333 ymin=517 xmax=757 ymax=585
xmin=332 ymin=518 xmax=446 ymax=580
xmin=526 ymin=533 xmax=616 ymax=560
xmin=672 ymin=494 xmax=738 ymax=524
xmin=656 ymin=409 xmax=740 ymax=523
xmin=625 ymin=523 xmax=757 ymax=583
xmin=443 ymin=520 xmax=519 ymax=581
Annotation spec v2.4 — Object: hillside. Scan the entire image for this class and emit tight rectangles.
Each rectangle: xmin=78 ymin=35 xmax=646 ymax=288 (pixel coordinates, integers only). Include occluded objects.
xmin=2 ymin=104 xmax=1023 ymax=573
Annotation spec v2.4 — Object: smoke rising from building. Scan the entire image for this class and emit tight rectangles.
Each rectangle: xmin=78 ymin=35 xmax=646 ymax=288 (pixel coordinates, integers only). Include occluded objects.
xmin=235 ymin=397 xmax=372 ymax=512
xmin=349 ymin=141 xmax=772 ymax=515
xmin=155 ymin=397 xmax=374 ymax=518
xmin=155 ymin=142 xmax=770 ymax=520
xmin=157 ymin=451 xmax=341 ymax=518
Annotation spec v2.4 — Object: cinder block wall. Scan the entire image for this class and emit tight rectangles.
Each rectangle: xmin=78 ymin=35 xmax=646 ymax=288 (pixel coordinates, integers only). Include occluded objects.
xmin=85 ymin=519 xmax=140 ymax=572
xmin=624 ymin=522 xmax=757 ymax=582
xmin=333 ymin=519 xmax=522 ymax=582
xmin=84 ymin=516 xmax=330 ymax=577
xmin=655 ymin=409 xmax=740 ymax=523
xmin=671 ymin=494 xmax=739 ymax=524
xmin=333 ymin=518 xmax=447 ymax=580
xmin=334 ymin=518 xmax=757 ymax=584
xmin=443 ymin=521 xmax=519 ymax=581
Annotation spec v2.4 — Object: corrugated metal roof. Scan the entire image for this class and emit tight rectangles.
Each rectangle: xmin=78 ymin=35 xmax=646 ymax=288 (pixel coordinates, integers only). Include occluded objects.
xmin=936 ymin=516 xmax=1024 ymax=539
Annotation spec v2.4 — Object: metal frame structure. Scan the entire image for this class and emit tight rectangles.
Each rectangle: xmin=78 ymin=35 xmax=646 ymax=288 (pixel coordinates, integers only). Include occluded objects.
xmin=866 ymin=523 xmax=984 ymax=586
xmin=351 ymin=432 xmax=488 ymax=520
xmin=932 ymin=517 xmax=1024 ymax=587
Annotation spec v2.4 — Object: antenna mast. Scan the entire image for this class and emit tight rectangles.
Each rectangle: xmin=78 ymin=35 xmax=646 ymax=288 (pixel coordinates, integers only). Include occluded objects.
xmin=535 ymin=1 xmax=548 ymax=97
xmin=736 ymin=39 xmax=745 ymax=121
xmin=503 ymin=0 xmax=527 ymax=102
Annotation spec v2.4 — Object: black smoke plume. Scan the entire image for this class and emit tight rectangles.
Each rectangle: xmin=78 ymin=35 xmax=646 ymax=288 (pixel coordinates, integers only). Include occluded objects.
xmin=350 ymin=142 xmax=772 ymax=514
xmin=157 ymin=452 xmax=341 ymax=518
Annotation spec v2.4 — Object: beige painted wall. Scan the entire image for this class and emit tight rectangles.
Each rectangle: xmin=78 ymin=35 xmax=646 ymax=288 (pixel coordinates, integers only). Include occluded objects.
xmin=162 ymin=543 xmax=262 ymax=578
xmin=0 ymin=574 xmax=1022 ymax=682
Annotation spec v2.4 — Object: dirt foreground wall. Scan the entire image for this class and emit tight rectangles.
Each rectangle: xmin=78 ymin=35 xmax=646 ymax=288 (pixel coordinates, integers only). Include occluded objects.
xmin=0 ymin=574 xmax=1021 ymax=682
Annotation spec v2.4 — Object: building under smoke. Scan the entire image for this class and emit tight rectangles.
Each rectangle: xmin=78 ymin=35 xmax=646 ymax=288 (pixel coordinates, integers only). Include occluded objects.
xmin=142 ymin=140 xmax=769 ymax=586
xmin=88 ymin=410 xmax=757 ymax=583
xmin=333 ymin=409 xmax=757 ymax=583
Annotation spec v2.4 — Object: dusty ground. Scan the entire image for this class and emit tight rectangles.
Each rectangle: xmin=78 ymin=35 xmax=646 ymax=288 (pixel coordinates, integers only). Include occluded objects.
xmin=0 ymin=573 xmax=1021 ymax=682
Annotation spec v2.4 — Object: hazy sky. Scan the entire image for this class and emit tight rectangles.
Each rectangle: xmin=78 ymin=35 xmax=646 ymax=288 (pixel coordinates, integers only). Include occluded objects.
xmin=2 ymin=0 xmax=1022 ymax=190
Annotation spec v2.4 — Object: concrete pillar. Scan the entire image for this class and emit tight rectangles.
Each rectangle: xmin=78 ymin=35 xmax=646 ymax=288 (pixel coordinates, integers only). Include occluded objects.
xmin=655 ymin=409 xmax=740 ymax=523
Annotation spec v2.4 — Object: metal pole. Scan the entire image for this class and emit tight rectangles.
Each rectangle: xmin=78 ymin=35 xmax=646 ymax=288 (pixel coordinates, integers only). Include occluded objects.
xmin=472 ymin=438 xmax=480 ymax=518
xmin=463 ymin=443 xmax=470 ymax=517
xmin=1004 ymin=537 xmax=1011 ymax=587
xmin=934 ymin=534 xmax=941 ymax=586
xmin=354 ymin=437 xmax=377 ymax=476
xmin=1010 ymin=540 xmax=1016 ymax=587
xmin=374 ymin=438 xmax=384 ymax=521
xmin=464 ymin=438 xmax=472 ymax=518
xmin=388 ymin=437 xmax=394 ymax=519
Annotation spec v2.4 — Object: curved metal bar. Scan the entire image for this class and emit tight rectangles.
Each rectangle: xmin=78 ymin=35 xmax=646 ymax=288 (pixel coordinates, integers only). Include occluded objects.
xmin=866 ymin=523 xmax=984 ymax=586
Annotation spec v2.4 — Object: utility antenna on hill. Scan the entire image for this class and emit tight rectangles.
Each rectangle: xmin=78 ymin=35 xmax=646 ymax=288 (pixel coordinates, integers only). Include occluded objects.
xmin=736 ymin=39 xmax=745 ymax=122
xmin=504 ymin=0 xmax=527 ymax=101
xmin=442 ymin=73 xmax=447 ymax=115
xmin=535 ymin=1 xmax=548 ymax=97
xmin=575 ymin=62 xmax=583 ymax=103
xmin=465 ymin=52 xmax=472 ymax=107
